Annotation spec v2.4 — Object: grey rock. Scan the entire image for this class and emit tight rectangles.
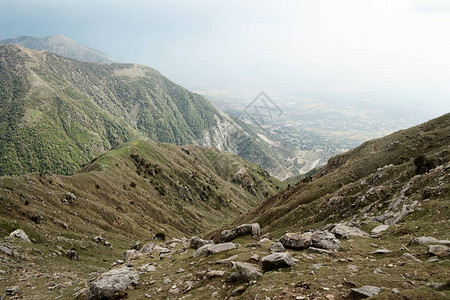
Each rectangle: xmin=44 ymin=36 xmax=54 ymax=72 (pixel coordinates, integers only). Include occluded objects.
xmin=347 ymin=264 xmax=358 ymax=272
xmin=93 ymin=236 xmax=103 ymax=243
xmin=331 ymin=224 xmax=369 ymax=239
xmin=279 ymin=232 xmax=312 ymax=249
xmin=206 ymin=270 xmax=225 ymax=278
xmin=350 ymin=285 xmax=381 ymax=298
xmin=194 ymin=242 xmax=237 ymax=257
xmin=402 ymin=253 xmax=422 ymax=262
xmin=5 ymin=286 xmax=19 ymax=295
xmin=311 ymin=231 xmax=341 ymax=250
xmin=139 ymin=243 xmax=155 ymax=253
xmin=270 ymin=242 xmax=285 ymax=253
xmin=307 ymin=247 xmax=336 ymax=257
xmin=233 ymin=262 xmax=262 ymax=282
xmin=189 ymin=236 xmax=213 ymax=249
xmin=215 ymin=254 xmax=238 ymax=266
xmin=219 ymin=223 xmax=260 ymax=242
xmin=154 ymin=245 xmax=171 ymax=254
xmin=9 ymin=229 xmax=31 ymax=243
xmin=371 ymin=248 xmax=392 ymax=254
xmin=138 ymin=263 xmax=156 ymax=272
xmin=373 ymin=268 xmax=383 ymax=274
xmin=249 ymin=253 xmax=260 ymax=263
xmin=261 ymin=252 xmax=296 ymax=271
xmin=123 ymin=250 xmax=140 ymax=261
xmin=87 ymin=266 xmax=139 ymax=300
xmin=371 ymin=225 xmax=389 ymax=235
xmin=427 ymin=245 xmax=450 ymax=258
xmin=409 ymin=236 xmax=450 ymax=246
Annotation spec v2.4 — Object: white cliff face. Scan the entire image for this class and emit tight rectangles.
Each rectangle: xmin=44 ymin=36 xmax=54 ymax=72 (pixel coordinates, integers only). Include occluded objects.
xmin=199 ymin=112 xmax=239 ymax=151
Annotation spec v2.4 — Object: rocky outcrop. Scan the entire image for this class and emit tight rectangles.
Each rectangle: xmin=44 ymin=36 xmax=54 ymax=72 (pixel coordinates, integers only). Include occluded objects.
xmin=279 ymin=232 xmax=312 ymax=249
xmin=190 ymin=236 xmax=213 ymax=249
xmin=87 ymin=266 xmax=139 ymax=300
xmin=219 ymin=223 xmax=260 ymax=242
xmin=261 ymin=252 xmax=296 ymax=271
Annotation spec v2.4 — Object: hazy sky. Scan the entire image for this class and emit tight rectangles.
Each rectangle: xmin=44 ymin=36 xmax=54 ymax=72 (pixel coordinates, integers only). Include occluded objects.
xmin=1 ymin=0 xmax=449 ymax=117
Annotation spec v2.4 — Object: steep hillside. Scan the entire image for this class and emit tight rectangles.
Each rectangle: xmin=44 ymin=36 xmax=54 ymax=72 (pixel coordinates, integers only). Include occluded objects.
xmin=0 ymin=34 xmax=115 ymax=63
xmin=0 ymin=44 xmax=300 ymax=179
xmin=239 ymin=113 xmax=450 ymax=236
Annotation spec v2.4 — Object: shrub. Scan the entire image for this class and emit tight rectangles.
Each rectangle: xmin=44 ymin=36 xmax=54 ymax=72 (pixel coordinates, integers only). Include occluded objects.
xmin=414 ymin=155 xmax=436 ymax=174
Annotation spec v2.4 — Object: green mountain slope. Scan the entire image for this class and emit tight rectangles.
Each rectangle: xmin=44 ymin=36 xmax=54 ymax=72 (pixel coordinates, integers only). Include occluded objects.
xmin=0 ymin=34 xmax=115 ymax=63
xmin=0 ymin=44 xmax=302 ymax=179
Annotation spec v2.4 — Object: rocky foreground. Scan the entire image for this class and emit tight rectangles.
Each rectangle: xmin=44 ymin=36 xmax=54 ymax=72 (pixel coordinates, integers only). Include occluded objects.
xmin=3 ymin=219 xmax=448 ymax=299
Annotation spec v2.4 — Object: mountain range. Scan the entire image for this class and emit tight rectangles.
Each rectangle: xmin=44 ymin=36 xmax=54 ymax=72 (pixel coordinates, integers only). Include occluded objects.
xmin=0 ymin=43 xmax=302 ymax=179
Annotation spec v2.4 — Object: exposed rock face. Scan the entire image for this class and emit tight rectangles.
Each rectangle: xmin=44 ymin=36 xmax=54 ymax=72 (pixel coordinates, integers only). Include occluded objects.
xmin=194 ymin=242 xmax=237 ymax=257
xmin=311 ymin=231 xmax=341 ymax=250
xmin=331 ymin=225 xmax=369 ymax=239
xmin=350 ymin=285 xmax=381 ymax=298
xmin=427 ymin=245 xmax=450 ymax=258
xmin=87 ymin=266 xmax=139 ymax=300
xmin=261 ymin=252 xmax=296 ymax=271
xmin=190 ymin=236 xmax=213 ymax=249
xmin=124 ymin=250 xmax=140 ymax=261
xmin=279 ymin=232 xmax=312 ymax=249
xmin=371 ymin=225 xmax=389 ymax=235
xmin=9 ymin=229 xmax=31 ymax=243
xmin=233 ymin=262 xmax=262 ymax=282
xmin=219 ymin=223 xmax=260 ymax=242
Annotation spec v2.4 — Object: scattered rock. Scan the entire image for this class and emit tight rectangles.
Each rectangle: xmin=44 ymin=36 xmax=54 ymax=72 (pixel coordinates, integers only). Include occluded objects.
xmin=371 ymin=248 xmax=392 ymax=254
xmin=9 ymin=229 xmax=31 ymax=243
xmin=311 ymin=231 xmax=341 ymax=250
xmin=427 ymin=245 xmax=450 ymax=258
xmin=65 ymin=248 xmax=79 ymax=261
xmin=270 ymin=241 xmax=285 ymax=253
xmin=5 ymin=286 xmax=19 ymax=295
xmin=154 ymin=245 xmax=171 ymax=254
xmin=138 ymin=264 xmax=156 ymax=272
xmin=194 ymin=242 xmax=237 ymax=257
xmin=347 ymin=264 xmax=358 ymax=272
xmin=373 ymin=268 xmax=383 ymax=274
xmin=231 ymin=285 xmax=246 ymax=296
xmin=280 ymin=232 xmax=312 ymax=249
xmin=261 ymin=252 xmax=296 ymax=271
xmin=124 ymin=249 xmax=140 ymax=261
xmin=190 ymin=236 xmax=213 ymax=249
xmin=371 ymin=225 xmax=389 ymax=235
xmin=176 ymin=268 xmax=185 ymax=273
xmin=139 ymin=243 xmax=155 ymax=253
xmin=215 ymin=254 xmax=238 ymax=266
xmin=86 ymin=266 xmax=139 ymax=300
xmin=93 ymin=236 xmax=103 ymax=243
xmin=409 ymin=236 xmax=450 ymax=246
xmin=219 ymin=223 xmax=260 ymax=242
xmin=402 ymin=253 xmax=422 ymax=262
xmin=307 ymin=247 xmax=336 ymax=258
xmin=206 ymin=270 xmax=225 ymax=278
xmin=233 ymin=262 xmax=262 ymax=282
xmin=350 ymin=285 xmax=381 ymax=299
xmin=249 ymin=253 xmax=260 ymax=263
xmin=331 ymin=224 xmax=369 ymax=239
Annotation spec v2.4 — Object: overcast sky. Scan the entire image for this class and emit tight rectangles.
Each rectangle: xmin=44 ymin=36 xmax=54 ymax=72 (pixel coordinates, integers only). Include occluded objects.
xmin=1 ymin=0 xmax=449 ymax=117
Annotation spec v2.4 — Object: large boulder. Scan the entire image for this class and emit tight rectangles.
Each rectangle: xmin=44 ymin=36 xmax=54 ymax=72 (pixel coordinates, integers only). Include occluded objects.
xmin=219 ymin=223 xmax=260 ymax=242
xmin=233 ymin=262 xmax=262 ymax=282
xmin=86 ymin=266 xmax=139 ymax=300
xmin=280 ymin=232 xmax=312 ymax=249
xmin=331 ymin=225 xmax=369 ymax=239
xmin=190 ymin=236 xmax=213 ymax=249
xmin=261 ymin=252 xmax=296 ymax=271
xmin=9 ymin=229 xmax=31 ymax=243
xmin=194 ymin=242 xmax=237 ymax=257
xmin=311 ymin=231 xmax=341 ymax=250
xmin=427 ymin=245 xmax=450 ymax=258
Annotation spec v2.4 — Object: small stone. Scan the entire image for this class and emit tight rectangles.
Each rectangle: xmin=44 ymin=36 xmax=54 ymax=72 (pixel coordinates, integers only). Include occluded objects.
xmin=261 ymin=252 xmax=296 ymax=271
xmin=350 ymin=285 xmax=381 ymax=298
xmin=371 ymin=225 xmax=389 ymax=235
xmin=427 ymin=245 xmax=450 ymax=258
xmin=371 ymin=248 xmax=392 ymax=254
xmin=163 ymin=278 xmax=172 ymax=284
xmin=270 ymin=242 xmax=285 ymax=253
xmin=347 ymin=264 xmax=358 ymax=272
xmin=373 ymin=268 xmax=383 ymax=274
xmin=5 ymin=286 xmax=19 ymax=295
xmin=176 ymin=268 xmax=185 ymax=273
